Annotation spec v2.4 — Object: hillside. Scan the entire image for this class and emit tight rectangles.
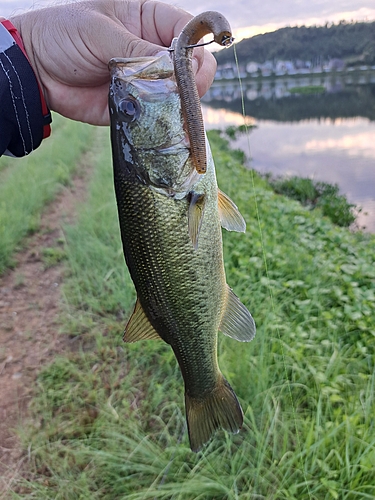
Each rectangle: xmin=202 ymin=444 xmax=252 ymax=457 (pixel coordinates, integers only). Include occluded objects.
xmin=214 ymin=21 xmax=375 ymax=67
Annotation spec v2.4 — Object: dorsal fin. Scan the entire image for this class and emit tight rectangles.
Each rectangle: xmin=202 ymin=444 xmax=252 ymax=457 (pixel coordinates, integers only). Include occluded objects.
xmin=123 ymin=299 xmax=162 ymax=343
xmin=219 ymin=286 xmax=256 ymax=342
xmin=188 ymin=191 xmax=206 ymax=249
xmin=218 ymin=189 xmax=246 ymax=233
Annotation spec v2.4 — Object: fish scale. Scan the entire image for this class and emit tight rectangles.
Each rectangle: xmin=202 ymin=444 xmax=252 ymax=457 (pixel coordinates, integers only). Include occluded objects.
xmin=114 ymin=177 xmax=224 ymax=394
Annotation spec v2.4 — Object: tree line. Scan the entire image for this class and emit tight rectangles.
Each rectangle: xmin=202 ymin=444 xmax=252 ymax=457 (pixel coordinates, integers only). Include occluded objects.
xmin=214 ymin=21 xmax=375 ymax=66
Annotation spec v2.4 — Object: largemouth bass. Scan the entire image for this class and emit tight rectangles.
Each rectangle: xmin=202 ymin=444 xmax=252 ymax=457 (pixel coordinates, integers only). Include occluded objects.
xmin=108 ymin=53 xmax=255 ymax=452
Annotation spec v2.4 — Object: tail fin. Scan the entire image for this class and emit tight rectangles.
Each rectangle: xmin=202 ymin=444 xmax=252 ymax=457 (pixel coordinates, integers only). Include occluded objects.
xmin=185 ymin=376 xmax=243 ymax=452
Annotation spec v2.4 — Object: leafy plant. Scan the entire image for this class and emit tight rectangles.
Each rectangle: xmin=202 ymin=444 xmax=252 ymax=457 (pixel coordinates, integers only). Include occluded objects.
xmin=42 ymin=246 xmax=67 ymax=268
xmin=266 ymin=175 xmax=357 ymax=227
xmin=223 ymin=124 xmax=255 ymax=140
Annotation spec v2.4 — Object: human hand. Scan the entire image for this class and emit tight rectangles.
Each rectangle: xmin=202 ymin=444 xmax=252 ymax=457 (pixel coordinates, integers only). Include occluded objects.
xmin=10 ymin=0 xmax=217 ymax=126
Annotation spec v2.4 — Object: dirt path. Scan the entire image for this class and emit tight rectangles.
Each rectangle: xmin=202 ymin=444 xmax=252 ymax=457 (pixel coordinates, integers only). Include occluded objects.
xmin=0 ymin=153 xmax=93 ymax=496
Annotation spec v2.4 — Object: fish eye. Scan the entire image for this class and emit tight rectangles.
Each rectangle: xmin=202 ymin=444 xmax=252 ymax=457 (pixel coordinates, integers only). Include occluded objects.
xmin=118 ymin=98 xmax=140 ymax=122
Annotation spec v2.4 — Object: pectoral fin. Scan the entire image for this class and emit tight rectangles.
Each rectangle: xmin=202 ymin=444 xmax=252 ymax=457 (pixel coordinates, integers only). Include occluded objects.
xmin=123 ymin=299 xmax=162 ymax=343
xmin=218 ymin=189 xmax=246 ymax=232
xmin=188 ymin=191 xmax=206 ymax=249
xmin=219 ymin=286 xmax=256 ymax=342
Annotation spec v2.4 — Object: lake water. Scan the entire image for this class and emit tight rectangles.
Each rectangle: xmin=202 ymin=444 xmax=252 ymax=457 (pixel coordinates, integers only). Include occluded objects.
xmin=202 ymin=72 xmax=375 ymax=232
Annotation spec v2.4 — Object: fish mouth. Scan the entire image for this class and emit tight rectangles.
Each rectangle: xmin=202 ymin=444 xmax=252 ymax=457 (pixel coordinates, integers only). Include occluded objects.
xmin=108 ymin=55 xmax=174 ymax=81
xmin=109 ymin=57 xmax=160 ymax=72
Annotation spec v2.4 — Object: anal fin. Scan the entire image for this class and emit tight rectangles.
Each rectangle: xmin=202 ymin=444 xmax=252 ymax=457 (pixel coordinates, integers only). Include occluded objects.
xmin=124 ymin=298 xmax=162 ymax=343
xmin=218 ymin=189 xmax=246 ymax=233
xmin=219 ymin=286 xmax=256 ymax=342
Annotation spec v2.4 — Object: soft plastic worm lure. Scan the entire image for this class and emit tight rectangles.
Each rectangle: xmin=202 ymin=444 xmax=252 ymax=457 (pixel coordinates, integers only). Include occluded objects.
xmin=173 ymin=11 xmax=234 ymax=174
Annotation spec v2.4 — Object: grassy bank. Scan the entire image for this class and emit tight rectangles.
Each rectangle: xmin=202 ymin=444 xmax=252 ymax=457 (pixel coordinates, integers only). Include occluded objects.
xmin=0 ymin=114 xmax=94 ymax=274
xmin=264 ymin=174 xmax=357 ymax=227
xmin=8 ymin=126 xmax=375 ymax=498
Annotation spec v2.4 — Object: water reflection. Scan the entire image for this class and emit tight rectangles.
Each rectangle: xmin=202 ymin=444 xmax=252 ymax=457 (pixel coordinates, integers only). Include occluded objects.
xmin=203 ymin=72 xmax=375 ymax=122
xmin=202 ymin=74 xmax=375 ymax=231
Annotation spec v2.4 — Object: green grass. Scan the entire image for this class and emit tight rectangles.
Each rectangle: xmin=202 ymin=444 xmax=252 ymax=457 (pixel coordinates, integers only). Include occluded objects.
xmin=0 ymin=154 xmax=12 ymax=175
xmin=289 ymin=85 xmax=326 ymax=95
xmin=266 ymin=175 xmax=360 ymax=227
xmin=6 ymin=127 xmax=375 ymax=499
xmin=0 ymin=114 xmax=95 ymax=274
xmin=266 ymin=175 xmax=357 ymax=227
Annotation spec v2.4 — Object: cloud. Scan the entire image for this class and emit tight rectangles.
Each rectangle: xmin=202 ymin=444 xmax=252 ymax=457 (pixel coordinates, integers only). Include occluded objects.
xmin=3 ymin=0 xmax=375 ymax=37
xmin=305 ymin=131 xmax=375 ymax=158
xmin=171 ymin=0 xmax=375 ymax=30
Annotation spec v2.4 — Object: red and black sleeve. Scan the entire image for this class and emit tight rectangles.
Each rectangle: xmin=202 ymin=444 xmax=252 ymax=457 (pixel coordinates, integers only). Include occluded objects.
xmin=0 ymin=20 xmax=51 ymax=157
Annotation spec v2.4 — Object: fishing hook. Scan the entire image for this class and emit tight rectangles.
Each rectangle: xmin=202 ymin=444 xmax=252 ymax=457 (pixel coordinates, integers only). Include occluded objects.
xmin=170 ymin=35 xmax=234 ymax=50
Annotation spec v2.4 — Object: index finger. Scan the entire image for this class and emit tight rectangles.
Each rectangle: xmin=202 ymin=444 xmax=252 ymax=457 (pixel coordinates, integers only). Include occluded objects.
xmin=141 ymin=1 xmax=217 ymax=96
xmin=113 ymin=0 xmax=217 ymax=96
xmin=140 ymin=1 xmax=194 ymax=46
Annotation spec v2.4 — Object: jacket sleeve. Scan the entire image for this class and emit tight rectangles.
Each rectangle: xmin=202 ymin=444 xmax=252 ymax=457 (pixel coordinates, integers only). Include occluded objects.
xmin=0 ymin=21 xmax=51 ymax=157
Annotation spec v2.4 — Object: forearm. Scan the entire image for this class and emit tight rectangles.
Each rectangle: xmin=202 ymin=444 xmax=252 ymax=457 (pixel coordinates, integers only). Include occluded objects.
xmin=0 ymin=19 xmax=51 ymax=157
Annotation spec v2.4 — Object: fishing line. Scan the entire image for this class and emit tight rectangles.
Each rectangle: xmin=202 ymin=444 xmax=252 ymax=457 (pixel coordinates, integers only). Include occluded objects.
xmin=233 ymin=45 xmax=312 ymax=498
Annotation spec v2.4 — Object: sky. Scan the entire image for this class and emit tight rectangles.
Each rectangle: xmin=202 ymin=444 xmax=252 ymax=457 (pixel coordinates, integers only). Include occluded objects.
xmin=2 ymin=0 xmax=375 ymax=43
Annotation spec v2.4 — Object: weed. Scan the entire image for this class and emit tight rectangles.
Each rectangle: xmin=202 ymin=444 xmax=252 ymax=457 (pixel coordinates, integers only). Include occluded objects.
xmin=223 ymin=124 xmax=255 ymax=140
xmin=14 ymin=272 xmax=25 ymax=288
xmin=42 ymin=247 xmax=67 ymax=268
xmin=267 ymin=175 xmax=357 ymax=227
